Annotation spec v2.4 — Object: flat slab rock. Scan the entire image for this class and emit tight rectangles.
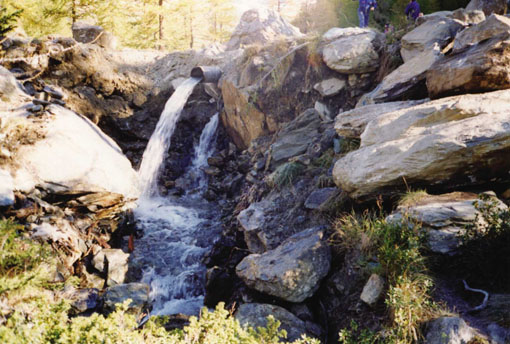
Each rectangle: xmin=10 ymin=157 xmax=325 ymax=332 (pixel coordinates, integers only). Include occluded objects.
xmin=334 ymin=89 xmax=510 ymax=199
xmin=236 ymin=227 xmax=331 ymax=303
xmin=387 ymin=192 xmax=508 ymax=254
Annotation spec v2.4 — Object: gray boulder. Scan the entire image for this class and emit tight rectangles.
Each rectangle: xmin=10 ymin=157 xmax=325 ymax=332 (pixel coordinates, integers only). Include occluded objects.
xmin=92 ymin=248 xmax=129 ymax=286
xmin=416 ymin=11 xmax=453 ymax=25
xmin=334 ymin=90 xmax=510 ymax=199
xmin=427 ymin=32 xmax=510 ymax=99
xmin=425 ymin=317 xmax=476 ymax=343
xmin=465 ymin=0 xmax=507 ymax=16
xmin=451 ymin=8 xmax=486 ymax=25
xmin=314 ymin=77 xmax=347 ymax=97
xmin=387 ymin=192 xmax=508 ymax=254
xmin=452 ymin=14 xmax=510 ymax=53
xmin=235 ymin=303 xmax=313 ymax=342
xmin=72 ymin=21 xmax=117 ymax=49
xmin=335 ymin=100 xmax=427 ymax=138
xmin=269 ymin=109 xmax=322 ymax=166
xmin=401 ymin=18 xmax=464 ymax=62
xmin=236 ymin=227 xmax=331 ymax=303
xmin=103 ymin=283 xmax=150 ymax=314
xmin=322 ymin=28 xmax=384 ymax=74
xmin=0 ymin=66 xmax=29 ymax=109
xmin=226 ymin=9 xmax=302 ymax=50
xmin=360 ymin=274 xmax=385 ymax=306
xmin=357 ymin=46 xmax=442 ymax=106
xmin=304 ymin=187 xmax=338 ymax=210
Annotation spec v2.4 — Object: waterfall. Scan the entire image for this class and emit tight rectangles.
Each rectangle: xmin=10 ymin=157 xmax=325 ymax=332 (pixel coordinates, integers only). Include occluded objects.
xmin=188 ymin=113 xmax=219 ymax=192
xmin=133 ymin=78 xmax=222 ymax=316
xmin=138 ymin=77 xmax=201 ymax=198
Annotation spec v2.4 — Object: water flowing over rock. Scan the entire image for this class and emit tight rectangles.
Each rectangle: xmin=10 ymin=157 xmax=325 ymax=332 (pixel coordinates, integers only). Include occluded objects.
xmin=387 ymin=192 xmax=508 ymax=254
xmin=322 ymin=28 xmax=384 ymax=74
xmin=400 ymin=18 xmax=464 ymax=62
xmin=356 ymin=46 xmax=441 ymax=106
xmin=226 ymin=8 xmax=302 ymax=50
xmin=9 ymin=105 xmax=139 ymax=197
xmin=453 ymin=14 xmax=510 ymax=54
xmin=465 ymin=0 xmax=507 ymax=16
xmin=427 ymin=32 xmax=510 ymax=99
xmin=138 ymin=78 xmax=201 ymax=197
xmin=236 ymin=227 xmax=331 ymax=303
xmin=235 ymin=303 xmax=312 ymax=342
xmin=0 ymin=169 xmax=15 ymax=206
xmin=334 ymin=90 xmax=510 ymax=199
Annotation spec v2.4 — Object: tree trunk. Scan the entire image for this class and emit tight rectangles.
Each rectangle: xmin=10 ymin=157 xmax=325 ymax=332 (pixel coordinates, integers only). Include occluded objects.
xmin=189 ymin=7 xmax=194 ymax=49
xmin=158 ymin=0 xmax=164 ymax=42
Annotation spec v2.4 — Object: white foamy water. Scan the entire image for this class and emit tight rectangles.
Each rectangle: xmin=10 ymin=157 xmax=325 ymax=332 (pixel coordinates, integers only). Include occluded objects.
xmin=134 ymin=79 xmax=222 ymax=316
xmin=188 ymin=113 xmax=219 ymax=192
xmin=138 ymin=77 xmax=201 ymax=198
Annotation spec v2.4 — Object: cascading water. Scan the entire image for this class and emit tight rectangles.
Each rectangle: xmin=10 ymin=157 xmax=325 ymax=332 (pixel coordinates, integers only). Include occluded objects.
xmin=187 ymin=113 xmax=219 ymax=192
xmin=138 ymin=77 xmax=201 ymax=198
xmin=133 ymin=78 xmax=222 ymax=316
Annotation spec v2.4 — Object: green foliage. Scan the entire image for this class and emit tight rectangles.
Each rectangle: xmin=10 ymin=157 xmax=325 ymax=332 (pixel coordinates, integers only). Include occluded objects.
xmin=338 ymin=137 xmax=361 ymax=154
xmin=333 ymin=212 xmax=441 ymax=343
xmin=312 ymin=148 xmax=336 ymax=169
xmin=398 ymin=189 xmax=428 ymax=207
xmin=338 ymin=320 xmax=381 ymax=344
xmin=0 ymin=7 xmax=22 ymax=36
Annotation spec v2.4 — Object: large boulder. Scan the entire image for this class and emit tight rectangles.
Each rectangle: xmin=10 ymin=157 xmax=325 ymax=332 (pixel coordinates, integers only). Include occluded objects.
xmin=335 ymin=100 xmax=427 ymax=138
xmin=425 ymin=317 xmax=476 ymax=344
xmin=72 ymin=21 xmax=117 ymax=49
xmin=235 ymin=303 xmax=313 ymax=342
xmin=236 ymin=227 xmax=331 ymax=302
xmin=427 ymin=32 xmax=510 ymax=99
xmin=357 ymin=47 xmax=442 ymax=106
xmin=333 ymin=90 xmax=510 ymax=199
xmin=226 ymin=9 xmax=302 ymax=50
xmin=400 ymin=18 xmax=464 ymax=62
xmin=450 ymin=8 xmax=486 ymax=25
xmin=452 ymin=14 xmax=510 ymax=53
xmin=465 ymin=0 xmax=507 ymax=16
xmin=387 ymin=192 xmax=508 ymax=254
xmin=322 ymin=28 xmax=384 ymax=74
xmin=8 ymin=105 xmax=139 ymax=197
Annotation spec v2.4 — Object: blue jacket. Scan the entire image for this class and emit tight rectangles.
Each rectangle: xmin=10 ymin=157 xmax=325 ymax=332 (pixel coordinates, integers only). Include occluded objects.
xmin=359 ymin=0 xmax=377 ymax=11
xmin=405 ymin=0 xmax=420 ymax=20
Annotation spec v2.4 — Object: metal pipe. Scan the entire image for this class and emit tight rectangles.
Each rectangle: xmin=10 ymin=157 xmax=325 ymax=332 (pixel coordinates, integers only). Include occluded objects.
xmin=190 ymin=66 xmax=222 ymax=83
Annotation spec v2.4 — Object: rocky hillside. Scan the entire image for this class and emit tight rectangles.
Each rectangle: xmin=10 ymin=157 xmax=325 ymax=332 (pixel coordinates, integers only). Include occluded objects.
xmin=1 ymin=2 xmax=510 ymax=344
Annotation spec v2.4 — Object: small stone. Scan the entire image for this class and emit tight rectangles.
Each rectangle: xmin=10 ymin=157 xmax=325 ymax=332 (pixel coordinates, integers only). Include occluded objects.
xmin=204 ymin=166 xmax=221 ymax=176
xmin=27 ymin=104 xmax=43 ymax=113
xmin=103 ymin=283 xmax=150 ymax=314
xmin=313 ymin=78 xmax=346 ymax=97
xmin=92 ymin=249 xmax=129 ymax=286
xmin=132 ymin=92 xmax=147 ymax=107
xmin=360 ymin=274 xmax=385 ymax=306
xmin=207 ymin=156 xmax=224 ymax=167
xmin=314 ymin=101 xmax=332 ymax=120
xmin=43 ymin=86 xmax=64 ymax=100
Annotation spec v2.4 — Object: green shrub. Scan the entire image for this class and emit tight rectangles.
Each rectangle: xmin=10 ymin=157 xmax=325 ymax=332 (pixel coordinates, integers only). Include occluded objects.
xmin=333 ymin=212 xmax=442 ymax=343
xmin=0 ymin=8 xmax=22 ymax=37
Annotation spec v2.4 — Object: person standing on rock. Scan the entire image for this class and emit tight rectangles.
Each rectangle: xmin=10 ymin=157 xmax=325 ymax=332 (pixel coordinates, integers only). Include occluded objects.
xmin=405 ymin=0 xmax=421 ymax=22
xmin=357 ymin=0 xmax=377 ymax=28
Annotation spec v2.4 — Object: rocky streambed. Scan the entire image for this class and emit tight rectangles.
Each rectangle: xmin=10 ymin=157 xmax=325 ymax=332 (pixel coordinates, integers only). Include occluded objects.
xmin=2 ymin=4 xmax=510 ymax=344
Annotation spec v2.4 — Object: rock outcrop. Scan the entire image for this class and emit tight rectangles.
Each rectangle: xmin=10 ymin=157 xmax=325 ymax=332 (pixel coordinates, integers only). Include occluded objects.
xmin=465 ymin=0 xmax=507 ymax=16
xmin=7 ymin=105 xmax=139 ymax=197
xmin=226 ymin=8 xmax=302 ymax=50
xmin=334 ymin=90 xmax=510 ymax=199
xmin=356 ymin=47 xmax=441 ymax=106
xmin=322 ymin=28 xmax=384 ymax=74
xmin=452 ymin=14 xmax=510 ymax=53
xmin=387 ymin=192 xmax=508 ymax=254
xmin=427 ymin=32 xmax=510 ymax=98
xmin=425 ymin=317 xmax=476 ymax=344
xmin=236 ymin=227 xmax=331 ymax=302
xmin=400 ymin=18 xmax=464 ymax=62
